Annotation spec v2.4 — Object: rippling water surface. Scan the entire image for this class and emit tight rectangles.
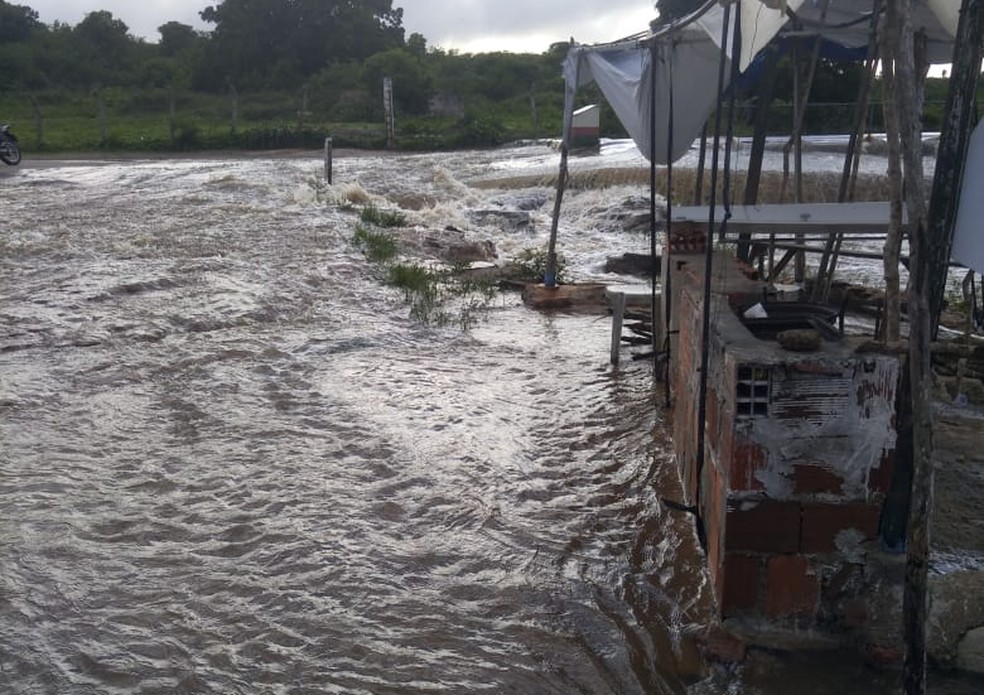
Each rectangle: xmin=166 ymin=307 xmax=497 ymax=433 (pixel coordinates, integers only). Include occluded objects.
xmin=1 ymin=146 xmax=718 ymax=695
xmin=4 ymin=142 xmax=979 ymax=695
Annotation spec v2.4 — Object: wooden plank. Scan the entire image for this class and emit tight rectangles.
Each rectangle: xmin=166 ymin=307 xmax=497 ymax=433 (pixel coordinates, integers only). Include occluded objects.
xmin=668 ymin=202 xmax=909 ymax=234
xmin=610 ymin=291 xmax=627 ymax=365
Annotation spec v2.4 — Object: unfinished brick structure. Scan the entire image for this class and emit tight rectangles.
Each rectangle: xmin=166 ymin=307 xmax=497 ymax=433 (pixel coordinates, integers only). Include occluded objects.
xmin=671 ymin=253 xmax=900 ymax=632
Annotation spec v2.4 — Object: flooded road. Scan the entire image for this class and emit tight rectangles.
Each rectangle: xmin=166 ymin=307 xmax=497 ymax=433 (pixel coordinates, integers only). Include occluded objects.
xmin=2 ymin=143 xmax=980 ymax=695
xmin=1 ymin=148 xmax=715 ymax=694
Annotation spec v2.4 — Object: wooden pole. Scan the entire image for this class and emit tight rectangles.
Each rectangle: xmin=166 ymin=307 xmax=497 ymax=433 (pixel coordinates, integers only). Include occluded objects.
xmin=168 ymin=86 xmax=176 ymax=146
xmin=29 ymin=94 xmax=42 ymax=149
xmin=544 ymin=143 xmax=569 ymax=287
xmin=654 ymin=38 xmax=666 ymax=376
xmin=741 ymin=46 xmax=781 ymax=216
xmin=815 ymin=2 xmax=881 ymax=303
xmin=94 ymin=87 xmax=107 ymax=147
xmin=888 ymin=1 xmax=934 ymax=693
xmin=529 ymin=81 xmax=538 ymax=135
xmin=610 ymin=291 xmax=627 ymax=365
xmin=928 ymin=0 xmax=984 ymax=336
xmin=882 ymin=31 xmax=904 ymax=343
xmin=778 ymin=1 xmax=829 ymax=282
xmin=324 ymin=137 xmax=333 ymax=184
xmin=229 ymin=82 xmax=239 ymax=133
xmin=383 ymin=77 xmax=396 ymax=150
xmin=694 ymin=123 xmax=708 ymax=205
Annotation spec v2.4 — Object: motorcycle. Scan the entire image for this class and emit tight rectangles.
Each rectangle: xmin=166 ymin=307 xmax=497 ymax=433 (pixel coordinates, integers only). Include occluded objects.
xmin=1 ymin=124 xmax=21 ymax=166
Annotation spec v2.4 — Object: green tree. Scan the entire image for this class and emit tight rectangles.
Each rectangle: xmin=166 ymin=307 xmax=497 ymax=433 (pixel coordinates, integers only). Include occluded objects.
xmin=407 ymin=32 xmax=427 ymax=58
xmin=158 ymin=21 xmax=202 ymax=57
xmin=308 ymin=59 xmax=366 ymax=116
xmin=0 ymin=1 xmax=41 ymax=42
xmin=469 ymin=52 xmax=538 ymax=101
xmin=362 ymin=48 xmax=432 ymax=115
xmin=72 ymin=10 xmax=138 ymax=85
xmin=0 ymin=1 xmax=44 ymax=88
xmin=198 ymin=0 xmax=406 ymax=88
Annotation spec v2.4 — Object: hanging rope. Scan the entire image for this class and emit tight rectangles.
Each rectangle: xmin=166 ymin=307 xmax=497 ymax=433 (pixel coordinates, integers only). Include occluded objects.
xmin=694 ymin=1 xmax=732 ymax=545
xmin=660 ymin=39 xmax=675 ymax=393
xmin=651 ymin=39 xmax=665 ymax=380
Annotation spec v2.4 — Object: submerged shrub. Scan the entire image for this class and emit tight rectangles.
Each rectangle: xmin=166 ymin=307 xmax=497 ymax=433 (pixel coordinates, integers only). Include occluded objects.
xmin=360 ymin=204 xmax=407 ymax=228
xmin=352 ymin=219 xmax=498 ymax=329
xmin=387 ymin=263 xmax=436 ymax=300
xmin=352 ymin=223 xmax=397 ymax=263
xmin=386 ymin=262 xmax=497 ymax=330
xmin=509 ymin=247 xmax=567 ymax=284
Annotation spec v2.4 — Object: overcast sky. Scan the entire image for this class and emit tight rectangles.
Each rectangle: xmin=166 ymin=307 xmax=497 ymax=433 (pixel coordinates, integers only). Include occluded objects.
xmin=23 ymin=1 xmax=658 ymax=53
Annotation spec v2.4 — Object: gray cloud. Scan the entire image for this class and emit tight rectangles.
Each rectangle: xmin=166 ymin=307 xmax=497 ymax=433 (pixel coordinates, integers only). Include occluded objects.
xmin=26 ymin=0 xmax=655 ymax=49
xmin=401 ymin=0 xmax=655 ymax=51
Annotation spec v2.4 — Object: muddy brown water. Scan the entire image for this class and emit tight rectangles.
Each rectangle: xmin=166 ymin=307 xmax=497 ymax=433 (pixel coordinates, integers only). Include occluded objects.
xmin=0 ymin=150 xmax=717 ymax=694
xmin=1 ymin=146 xmax=980 ymax=694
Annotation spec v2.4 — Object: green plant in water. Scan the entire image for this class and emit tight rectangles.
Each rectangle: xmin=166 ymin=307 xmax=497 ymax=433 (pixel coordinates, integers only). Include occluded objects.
xmin=360 ymin=204 xmax=407 ymax=228
xmin=386 ymin=261 xmax=497 ymax=330
xmin=352 ymin=216 xmax=498 ymax=329
xmin=352 ymin=223 xmax=398 ymax=263
xmin=387 ymin=263 xmax=437 ymax=301
xmin=510 ymin=246 xmax=567 ymax=284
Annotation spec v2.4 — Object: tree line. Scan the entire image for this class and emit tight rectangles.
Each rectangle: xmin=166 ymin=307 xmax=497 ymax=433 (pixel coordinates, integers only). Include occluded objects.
xmin=0 ymin=0 xmax=578 ymax=150
xmin=0 ymin=0 xmax=965 ymax=152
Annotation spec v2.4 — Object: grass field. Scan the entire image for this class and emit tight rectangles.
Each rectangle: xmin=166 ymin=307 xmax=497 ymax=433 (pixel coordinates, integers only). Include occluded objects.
xmin=2 ymin=87 xmax=559 ymax=154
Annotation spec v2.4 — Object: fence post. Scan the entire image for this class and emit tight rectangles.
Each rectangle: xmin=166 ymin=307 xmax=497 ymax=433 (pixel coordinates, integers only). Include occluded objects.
xmin=383 ymin=77 xmax=395 ymax=149
xmin=29 ymin=94 xmax=42 ymax=149
xmin=324 ymin=137 xmax=333 ymax=184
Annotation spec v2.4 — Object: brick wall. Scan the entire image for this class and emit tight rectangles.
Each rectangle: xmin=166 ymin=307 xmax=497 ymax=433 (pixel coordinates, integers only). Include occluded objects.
xmin=671 ymin=256 xmax=902 ymax=631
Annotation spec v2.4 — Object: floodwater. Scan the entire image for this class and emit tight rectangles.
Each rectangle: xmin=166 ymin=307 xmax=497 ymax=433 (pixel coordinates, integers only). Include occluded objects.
xmin=0 ymin=141 xmax=978 ymax=694
xmin=0 ymin=146 xmax=716 ymax=695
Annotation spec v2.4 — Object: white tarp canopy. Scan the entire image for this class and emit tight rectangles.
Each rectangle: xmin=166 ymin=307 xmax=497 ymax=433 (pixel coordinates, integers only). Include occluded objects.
xmin=562 ymin=26 xmax=726 ymax=164
xmin=952 ymin=120 xmax=984 ymax=274
xmin=789 ymin=0 xmax=958 ymax=64
xmin=562 ymin=0 xmax=802 ymax=163
xmin=698 ymin=0 xmax=807 ymax=72
xmin=562 ymin=0 xmax=959 ymax=164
